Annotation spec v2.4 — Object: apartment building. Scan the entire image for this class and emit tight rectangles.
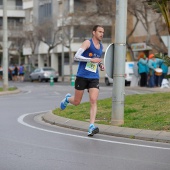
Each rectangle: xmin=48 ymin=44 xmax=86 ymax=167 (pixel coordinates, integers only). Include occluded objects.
xmin=0 ymin=0 xmax=25 ymax=65
xmin=23 ymin=0 xmax=113 ymax=78
xmin=22 ymin=0 xmax=166 ymax=78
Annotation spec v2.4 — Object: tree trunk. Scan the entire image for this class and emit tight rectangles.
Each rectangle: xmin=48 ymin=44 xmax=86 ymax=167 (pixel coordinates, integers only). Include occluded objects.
xmin=69 ymin=47 xmax=73 ymax=76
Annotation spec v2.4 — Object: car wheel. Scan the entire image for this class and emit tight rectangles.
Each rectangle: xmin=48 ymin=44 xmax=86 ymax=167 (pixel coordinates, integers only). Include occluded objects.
xmin=105 ymin=78 xmax=110 ymax=86
xmin=125 ymin=80 xmax=130 ymax=86
xmin=38 ymin=77 xmax=42 ymax=82
xmin=54 ymin=78 xmax=58 ymax=82
xmin=30 ymin=76 xmax=33 ymax=82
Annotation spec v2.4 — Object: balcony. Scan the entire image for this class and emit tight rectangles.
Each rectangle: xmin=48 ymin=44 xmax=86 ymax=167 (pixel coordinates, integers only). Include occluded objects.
xmin=0 ymin=7 xmax=25 ymax=18
xmin=0 ymin=5 xmax=23 ymax=10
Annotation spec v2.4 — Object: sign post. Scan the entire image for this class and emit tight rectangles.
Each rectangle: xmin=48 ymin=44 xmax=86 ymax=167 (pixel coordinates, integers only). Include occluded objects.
xmin=3 ymin=0 xmax=8 ymax=91
xmin=112 ymin=0 xmax=128 ymax=125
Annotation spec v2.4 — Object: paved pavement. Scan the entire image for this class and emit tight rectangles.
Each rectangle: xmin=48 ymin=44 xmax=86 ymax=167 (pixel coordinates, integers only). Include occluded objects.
xmin=1 ymin=85 xmax=170 ymax=143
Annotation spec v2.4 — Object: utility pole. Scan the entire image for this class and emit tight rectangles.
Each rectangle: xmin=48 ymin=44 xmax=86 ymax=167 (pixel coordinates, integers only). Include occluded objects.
xmin=61 ymin=0 xmax=64 ymax=82
xmin=111 ymin=0 xmax=128 ymax=125
xmin=3 ymin=0 xmax=8 ymax=91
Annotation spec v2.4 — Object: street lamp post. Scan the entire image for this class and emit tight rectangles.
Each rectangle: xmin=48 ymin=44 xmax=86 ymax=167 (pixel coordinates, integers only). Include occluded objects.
xmin=3 ymin=0 xmax=8 ymax=91
xmin=61 ymin=0 xmax=64 ymax=82
xmin=111 ymin=0 xmax=128 ymax=125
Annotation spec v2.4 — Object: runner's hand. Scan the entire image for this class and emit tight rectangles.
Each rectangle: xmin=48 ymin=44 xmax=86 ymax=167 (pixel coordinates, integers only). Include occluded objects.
xmin=90 ymin=58 xmax=102 ymax=63
xmin=100 ymin=64 xmax=105 ymax=71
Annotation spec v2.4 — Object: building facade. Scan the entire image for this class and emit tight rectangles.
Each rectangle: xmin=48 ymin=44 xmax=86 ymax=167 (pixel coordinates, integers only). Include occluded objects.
xmin=23 ymin=0 xmax=113 ymax=78
xmin=22 ymin=0 xmax=168 ymax=79
xmin=0 ymin=0 xmax=25 ymax=65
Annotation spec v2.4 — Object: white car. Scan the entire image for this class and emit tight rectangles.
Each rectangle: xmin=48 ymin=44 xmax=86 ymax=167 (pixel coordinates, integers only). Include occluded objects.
xmin=30 ymin=67 xmax=59 ymax=82
xmin=105 ymin=62 xmax=134 ymax=86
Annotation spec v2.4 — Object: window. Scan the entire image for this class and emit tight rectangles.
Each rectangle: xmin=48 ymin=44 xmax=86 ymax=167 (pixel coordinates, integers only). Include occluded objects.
xmin=16 ymin=0 xmax=22 ymax=6
xmin=38 ymin=1 xmax=52 ymax=23
xmin=74 ymin=0 xmax=86 ymax=12
xmin=8 ymin=18 xmax=23 ymax=29
xmin=0 ymin=18 xmax=2 ymax=27
xmin=74 ymin=25 xmax=91 ymax=38
xmin=103 ymin=26 xmax=111 ymax=39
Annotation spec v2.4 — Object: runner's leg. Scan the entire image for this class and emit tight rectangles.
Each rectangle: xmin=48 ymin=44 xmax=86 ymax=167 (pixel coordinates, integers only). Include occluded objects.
xmin=88 ymin=88 xmax=99 ymax=124
xmin=68 ymin=89 xmax=84 ymax=106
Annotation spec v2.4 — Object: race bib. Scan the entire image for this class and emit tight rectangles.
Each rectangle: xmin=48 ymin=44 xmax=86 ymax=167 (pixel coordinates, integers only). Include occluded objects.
xmin=85 ymin=62 xmax=98 ymax=73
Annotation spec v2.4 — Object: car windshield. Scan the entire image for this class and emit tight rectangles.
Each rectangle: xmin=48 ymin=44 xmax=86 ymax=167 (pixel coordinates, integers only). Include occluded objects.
xmin=43 ymin=68 xmax=55 ymax=71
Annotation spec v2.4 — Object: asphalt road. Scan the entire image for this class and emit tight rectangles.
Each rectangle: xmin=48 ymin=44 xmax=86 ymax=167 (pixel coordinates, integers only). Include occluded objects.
xmin=0 ymin=81 xmax=170 ymax=170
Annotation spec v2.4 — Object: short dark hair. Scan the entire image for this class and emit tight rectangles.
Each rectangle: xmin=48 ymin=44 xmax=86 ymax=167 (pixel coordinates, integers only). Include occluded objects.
xmin=92 ymin=25 xmax=104 ymax=32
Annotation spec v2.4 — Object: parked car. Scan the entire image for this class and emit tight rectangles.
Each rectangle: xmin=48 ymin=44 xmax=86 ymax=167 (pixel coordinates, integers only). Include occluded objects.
xmin=29 ymin=67 xmax=59 ymax=82
xmin=105 ymin=62 xmax=134 ymax=86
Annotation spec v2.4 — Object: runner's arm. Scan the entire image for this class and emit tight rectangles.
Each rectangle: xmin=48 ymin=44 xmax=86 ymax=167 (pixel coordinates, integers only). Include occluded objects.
xmin=74 ymin=40 xmax=102 ymax=63
xmin=74 ymin=48 xmax=91 ymax=62
xmin=74 ymin=40 xmax=91 ymax=62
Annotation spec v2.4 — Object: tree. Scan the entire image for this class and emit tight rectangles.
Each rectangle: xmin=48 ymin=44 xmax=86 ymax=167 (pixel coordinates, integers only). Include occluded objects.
xmin=10 ymin=30 xmax=26 ymax=65
xmin=35 ymin=18 xmax=62 ymax=67
xmin=145 ymin=0 xmax=170 ymax=34
xmin=127 ymin=0 xmax=167 ymax=55
xmin=24 ymin=29 xmax=40 ymax=67
xmin=145 ymin=0 xmax=170 ymax=63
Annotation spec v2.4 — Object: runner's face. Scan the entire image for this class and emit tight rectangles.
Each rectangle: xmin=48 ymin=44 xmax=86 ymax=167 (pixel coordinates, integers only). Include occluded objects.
xmin=93 ymin=27 xmax=104 ymax=41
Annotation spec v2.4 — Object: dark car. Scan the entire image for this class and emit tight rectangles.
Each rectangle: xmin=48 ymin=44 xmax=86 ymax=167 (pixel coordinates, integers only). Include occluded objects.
xmin=29 ymin=67 xmax=59 ymax=82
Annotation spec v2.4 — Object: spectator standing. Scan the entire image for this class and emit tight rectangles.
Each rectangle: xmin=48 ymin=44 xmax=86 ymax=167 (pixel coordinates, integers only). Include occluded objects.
xmin=0 ymin=65 xmax=3 ymax=80
xmin=19 ymin=64 xmax=25 ymax=82
xmin=147 ymin=54 xmax=157 ymax=87
xmin=155 ymin=58 xmax=164 ymax=87
xmin=137 ymin=52 xmax=148 ymax=87
xmin=13 ymin=65 xmax=18 ymax=81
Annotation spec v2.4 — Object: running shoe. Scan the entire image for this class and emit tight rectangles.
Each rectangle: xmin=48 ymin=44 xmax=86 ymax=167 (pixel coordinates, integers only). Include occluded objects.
xmin=60 ymin=93 xmax=71 ymax=110
xmin=88 ymin=125 xmax=99 ymax=136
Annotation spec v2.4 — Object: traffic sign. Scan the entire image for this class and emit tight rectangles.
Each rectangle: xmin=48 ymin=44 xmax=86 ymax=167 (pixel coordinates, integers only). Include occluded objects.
xmin=104 ymin=43 xmax=114 ymax=78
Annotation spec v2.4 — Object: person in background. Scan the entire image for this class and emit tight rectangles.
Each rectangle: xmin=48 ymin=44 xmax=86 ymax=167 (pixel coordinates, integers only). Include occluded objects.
xmin=8 ymin=67 xmax=12 ymax=81
xmin=19 ymin=64 xmax=25 ymax=82
xmin=13 ymin=65 xmax=18 ymax=81
xmin=147 ymin=54 xmax=157 ymax=87
xmin=60 ymin=25 xmax=105 ymax=136
xmin=159 ymin=56 xmax=168 ymax=86
xmin=154 ymin=58 xmax=164 ymax=87
xmin=137 ymin=52 xmax=148 ymax=87
xmin=0 ymin=65 xmax=3 ymax=80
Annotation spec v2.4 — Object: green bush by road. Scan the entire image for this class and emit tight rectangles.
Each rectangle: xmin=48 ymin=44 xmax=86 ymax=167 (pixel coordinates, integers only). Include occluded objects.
xmin=53 ymin=92 xmax=170 ymax=131
xmin=0 ymin=86 xmax=17 ymax=91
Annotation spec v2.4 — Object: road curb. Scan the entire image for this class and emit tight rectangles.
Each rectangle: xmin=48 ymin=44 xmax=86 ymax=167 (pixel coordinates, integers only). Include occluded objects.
xmin=0 ymin=89 xmax=21 ymax=95
xmin=42 ymin=111 xmax=170 ymax=143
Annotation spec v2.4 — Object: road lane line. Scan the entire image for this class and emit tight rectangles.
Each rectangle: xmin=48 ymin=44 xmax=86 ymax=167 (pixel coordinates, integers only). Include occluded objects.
xmin=17 ymin=111 xmax=170 ymax=151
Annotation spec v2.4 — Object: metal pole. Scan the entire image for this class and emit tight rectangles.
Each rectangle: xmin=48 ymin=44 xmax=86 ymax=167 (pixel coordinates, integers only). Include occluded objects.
xmin=61 ymin=0 xmax=64 ymax=82
xmin=61 ymin=28 xmax=64 ymax=81
xmin=168 ymin=36 xmax=170 ymax=56
xmin=111 ymin=0 xmax=128 ymax=125
xmin=3 ymin=0 xmax=8 ymax=91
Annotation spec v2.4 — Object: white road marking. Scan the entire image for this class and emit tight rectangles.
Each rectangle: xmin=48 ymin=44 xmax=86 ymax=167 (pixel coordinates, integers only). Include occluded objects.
xmin=17 ymin=111 xmax=170 ymax=151
xmin=54 ymin=91 xmax=61 ymax=95
xmin=23 ymin=90 xmax=32 ymax=94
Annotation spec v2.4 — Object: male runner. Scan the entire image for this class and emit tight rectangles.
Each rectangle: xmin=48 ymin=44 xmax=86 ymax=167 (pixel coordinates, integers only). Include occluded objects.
xmin=60 ymin=25 xmax=105 ymax=136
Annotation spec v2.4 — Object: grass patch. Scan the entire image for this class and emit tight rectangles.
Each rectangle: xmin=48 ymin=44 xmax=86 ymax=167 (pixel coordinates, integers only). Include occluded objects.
xmin=0 ymin=86 xmax=17 ymax=92
xmin=53 ymin=92 xmax=170 ymax=131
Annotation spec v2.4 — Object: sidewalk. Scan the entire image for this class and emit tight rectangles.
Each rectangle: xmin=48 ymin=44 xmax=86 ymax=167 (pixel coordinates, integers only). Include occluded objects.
xmin=42 ymin=111 xmax=170 ymax=143
xmin=126 ymin=86 xmax=170 ymax=93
